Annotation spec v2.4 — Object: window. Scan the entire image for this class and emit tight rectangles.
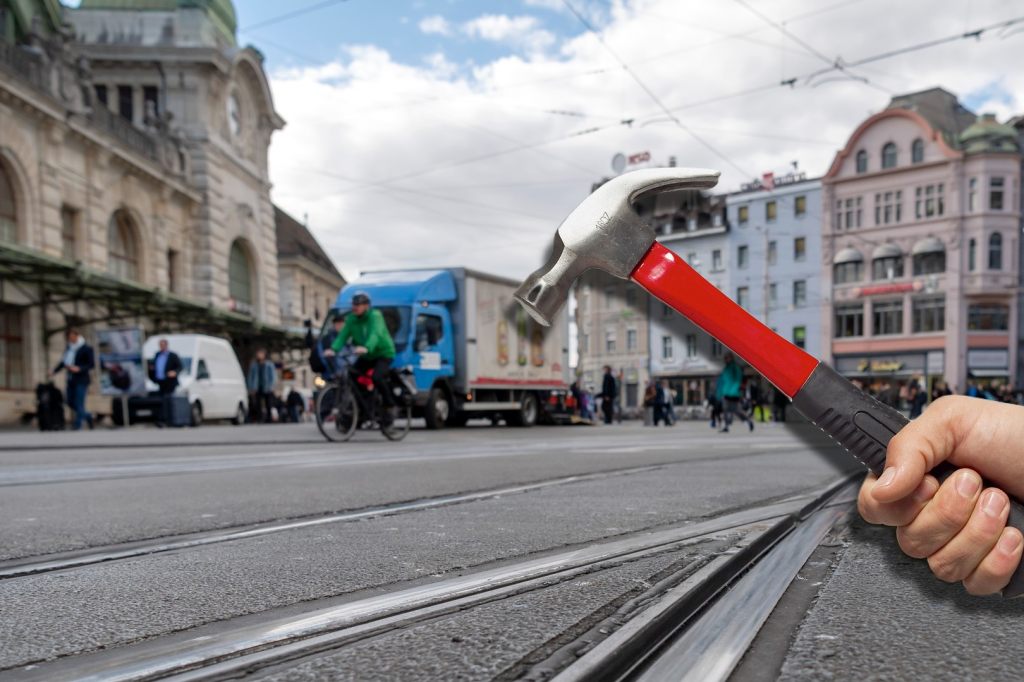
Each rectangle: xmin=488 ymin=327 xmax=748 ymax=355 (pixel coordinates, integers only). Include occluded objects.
xmin=737 ymin=286 xmax=749 ymax=309
xmin=968 ymin=177 xmax=977 ymax=212
xmin=108 ymin=210 xmax=139 ymax=281
xmin=833 ymin=261 xmax=863 ymax=284
xmin=738 ymin=205 xmax=749 ymax=224
xmin=912 ymin=296 xmax=945 ymax=333
xmin=61 ymin=206 xmax=77 ymax=261
xmin=855 ymin=196 xmax=862 ymax=227
xmin=855 ymin=150 xmax=867 ymax=173
xmin=794 ymin=195 xmax=807 ymax=217
xmin=196 ymin=359 xmax=210 ymax=380
xmin=881 ymin=142 xmax=897 ymax=169
xmin=989 ymin=233 xmax=1003 ymax=270
xmin=793 ymin=237 xmax=806 ymax=262
xmin=793 ymin=280 xmax=807 ymax=307
xmin=990 ymin=177 xmax=1004 ymax=210
xmin=767 ymin=240 xmax=777 ymax=265
xmin=228 ymin=239 xmax=254 ymax=313
xmin=968 ymin=304 xmax=1009 ymax=331
xmin=911 ymin=138 xmax=924 ymax=163
xmin=711 ymin=339 xmax=724 ymax=357
xmin=94 ymin=84 xmax=108 ymax=106
xmin=875 ymin=191 xmax=902 ymax=225
xmin=712 ymin=249 xmax=723 ymax=271
xmin=792 ymin=326 xmax=806 ymax=350
xmin=117 ymin=84 xmax=133 ymax=122
xmin=737 ymin=245 xmax=749 ymax=269
xmin=415 ymin=314 xmax=444 ymax=350
xmin=914 ymin=184 xmax=944 ymax=219
xmin=625 ymin=383 xmax=638 ymax=408
xmin=766 ymin=201 xmax=777 ymax=222
xmin=0 ymin=306 xmax=24 ymax=389
xmin=685 ymin=334 xmax=698 ymax=358
xmin=143 ymin=85 xmax=159 ymax=118
xmin=835 ymin=199 xmax=842 ymax=229
xmin=625 ymin=287 xmax=637 ymax=306
xmin=768 ymin=282 xmax=778 ymax=305
xmin=662 ymin=335 xmax=673 ymax=360
xmin=872 ymin=257 xmax=903 ymax=280
xmin=580 ymin=333 xmax=589 ymax=354
xmin=627 ymin=328 xmax=637 ymax=352
xmin=686 ymin=253 xmax=698 ymax=268
xmin=0 ymin=159 xmax=16 ymax=242
xmin=913 ymin=251 xmax=945 ymax=275
xmin=834 ymin=303 xmax=864 ymax=338
xmin=167 ymin=249 xmax=180 ymax=293
xmin=873 ymin=300 xmax=904 ymax=335
xmin=662 ymin=303 xmax=671 ymax=318
xmin=605 ymin=330 xmax=616 ymax=353
xmin=968 ymin=238 xmax=976 ymax=271
xmin=604 ymin=286 xmax=614 ymax=307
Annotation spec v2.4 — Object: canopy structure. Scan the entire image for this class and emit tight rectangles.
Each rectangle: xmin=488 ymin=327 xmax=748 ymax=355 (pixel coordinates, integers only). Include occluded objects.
xmin=872 ymin=243 xmax=902 ymax=259
xmin=911 ymin=237 xmax=946 ymax=255
xmin=833 ymin=247 xmax=863 ymax=264
xmin=0 ymin=243 xmax=305 ymax=353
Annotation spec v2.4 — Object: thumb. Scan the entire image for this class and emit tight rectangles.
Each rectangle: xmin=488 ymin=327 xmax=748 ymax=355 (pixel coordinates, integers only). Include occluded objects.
xmin=871 ymin=399 xmax=958 ymax=503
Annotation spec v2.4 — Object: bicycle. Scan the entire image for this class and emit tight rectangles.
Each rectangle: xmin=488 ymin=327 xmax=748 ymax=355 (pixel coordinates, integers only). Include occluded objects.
xmin=315 ymin=350 xmax=413 ymax=442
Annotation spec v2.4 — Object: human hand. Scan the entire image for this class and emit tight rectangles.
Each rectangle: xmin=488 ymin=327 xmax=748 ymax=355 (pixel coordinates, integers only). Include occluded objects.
xmin=168 ymin=370 xmax=177 ymax=378
xmin=67 ymin=365 xmax=79 ymax=373
xmin=323 ymin=349 xmax=335 ymax=357
xmin=354 ymin=346 xmax=368 ymax=356
xmin=858 ymin=396 xmax=1024 ymax=595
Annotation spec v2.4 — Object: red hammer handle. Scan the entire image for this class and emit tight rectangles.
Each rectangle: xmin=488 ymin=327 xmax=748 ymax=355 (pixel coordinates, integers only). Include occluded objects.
xmin=632 ymin=241 xmax=1024 ymax=598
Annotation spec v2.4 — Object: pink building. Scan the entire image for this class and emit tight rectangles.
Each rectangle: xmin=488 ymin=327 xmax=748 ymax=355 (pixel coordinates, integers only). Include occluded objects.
xmin=822 ymin=88 xmax=1021 ymax=397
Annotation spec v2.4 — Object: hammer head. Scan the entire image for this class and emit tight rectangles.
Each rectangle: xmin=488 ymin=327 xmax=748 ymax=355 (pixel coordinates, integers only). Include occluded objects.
xmin=514 ymin=167 xmax=720 ymax=325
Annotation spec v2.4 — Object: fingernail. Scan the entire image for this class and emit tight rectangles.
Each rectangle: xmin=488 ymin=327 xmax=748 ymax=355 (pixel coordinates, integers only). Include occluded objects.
xmin=956 ymin=471 xmax=981 ymax=498
xmin=982 ymin=490 xmax=1007 ymax=518
xmin=998 ymin=531 xmax=1022 ymax=555
xmin=876 ymin=467 xmax=897 ymax=488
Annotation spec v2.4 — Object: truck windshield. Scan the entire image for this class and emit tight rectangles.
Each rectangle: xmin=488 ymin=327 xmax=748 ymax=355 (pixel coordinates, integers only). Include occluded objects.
xmin=321 ymin=306 xmax=410 ymax=351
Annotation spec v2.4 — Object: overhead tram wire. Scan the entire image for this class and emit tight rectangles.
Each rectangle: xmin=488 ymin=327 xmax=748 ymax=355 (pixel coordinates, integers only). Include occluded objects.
xmin=240 ymin=0 xmax=352 ymax=33
xmin=560 ymin=0 xmax=754 ymax=179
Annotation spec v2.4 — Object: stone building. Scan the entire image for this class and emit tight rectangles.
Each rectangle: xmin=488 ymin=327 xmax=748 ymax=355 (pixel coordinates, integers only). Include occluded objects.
xmin=0 ymin=0 xmax=296 ymax=422
xmin=822 ymin=88 xmax=1021 ymax=397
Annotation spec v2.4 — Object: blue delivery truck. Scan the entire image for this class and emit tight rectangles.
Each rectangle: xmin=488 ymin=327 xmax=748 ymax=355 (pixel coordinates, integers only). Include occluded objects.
xmin=323 ymin=268 xmax=571 ymax=428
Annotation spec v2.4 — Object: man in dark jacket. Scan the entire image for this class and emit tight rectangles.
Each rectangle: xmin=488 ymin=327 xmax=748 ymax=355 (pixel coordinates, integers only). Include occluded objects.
xmin=601 ymin=365 xmax=616 ymax=425
xmin=247 ymin=348 xmax=276 ymax=423
xmin=52 ymin=327 xmax=95 ymax=430
xmin=149 ymin=338 xmax=182 ymax=427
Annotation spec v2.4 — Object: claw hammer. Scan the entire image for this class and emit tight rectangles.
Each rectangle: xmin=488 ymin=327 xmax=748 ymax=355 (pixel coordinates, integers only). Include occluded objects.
xmin=514 ymin=167 xmax=1024 ymax=598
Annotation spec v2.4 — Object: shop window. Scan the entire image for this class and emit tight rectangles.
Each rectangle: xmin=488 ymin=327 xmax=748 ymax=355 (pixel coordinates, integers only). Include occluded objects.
xmin=988 ymin=233 xmax=1003 ymax=270
xmin=873 ymin=300 xmax=904 ymax=335
xmin=912 ymin=296 xmax=945 ymax=333
xmin=968 ymin=304 xmax=1009 ymax=331
xmin=834 ymin=303 xmax=864 ymax=338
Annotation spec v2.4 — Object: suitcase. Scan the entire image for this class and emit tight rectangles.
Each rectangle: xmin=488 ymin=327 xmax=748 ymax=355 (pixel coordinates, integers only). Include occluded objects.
xmin=166 ymin=396 xmax=193 ymax=427
xmin=36 ymin=382 xmax=65 ymax=431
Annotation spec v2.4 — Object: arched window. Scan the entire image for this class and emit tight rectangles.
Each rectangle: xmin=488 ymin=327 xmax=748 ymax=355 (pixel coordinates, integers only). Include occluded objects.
xmin=912 ymin=237 xmax=946 ymax=275
xmin=855 ymin=150 xmax=868 ymax=174
xmin=228 ymin=239 xmax=254 ymax=314
xmin=881 ymin=142 xmax=897 ymax=169
xmin=833 ymin=248 xmax=864 ymax=284
xmin=968 ymin=238 xmax=976 ymax=271
xmin=108 ymin=210 xmax=139 ymax=281
xmin=989 ymin=232 xmax=1003 ymax=270
xmin=0 ymin=159 xmax=16 ymax=243
xmin=871 ymin=244 xmax=904 ymax=280
xmin=911 ymin=138 xmax=924 ymax=164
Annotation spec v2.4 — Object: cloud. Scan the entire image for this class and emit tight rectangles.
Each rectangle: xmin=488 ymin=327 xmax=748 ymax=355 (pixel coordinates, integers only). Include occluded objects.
xmin=418 ymin=15 xmax=452 ymax=36
xmin=461 ymin=14 xmax=556 ymax=53
xmin=267 ymin=0 xmax=1024 ymax=282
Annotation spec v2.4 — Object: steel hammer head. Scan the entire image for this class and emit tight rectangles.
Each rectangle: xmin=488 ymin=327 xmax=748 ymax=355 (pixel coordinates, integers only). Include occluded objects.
xmin=514 ymin=167 xmax=720 ymax=325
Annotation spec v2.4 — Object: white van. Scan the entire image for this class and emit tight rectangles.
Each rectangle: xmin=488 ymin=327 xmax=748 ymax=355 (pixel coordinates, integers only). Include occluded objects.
xmin=142 ymin=334 xmax=248 ymax=426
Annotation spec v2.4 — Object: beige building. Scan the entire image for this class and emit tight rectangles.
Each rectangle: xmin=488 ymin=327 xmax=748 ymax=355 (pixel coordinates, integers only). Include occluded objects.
xmin=822 ymin=88 xmax=1021 ymax=396
xmin=0 ymin=0 xmax=300 ymax=422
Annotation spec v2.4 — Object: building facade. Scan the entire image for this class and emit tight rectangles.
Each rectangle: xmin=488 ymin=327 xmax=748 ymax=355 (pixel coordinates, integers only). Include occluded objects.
xmin=822 ymin=88 xmax=1021 ymax=398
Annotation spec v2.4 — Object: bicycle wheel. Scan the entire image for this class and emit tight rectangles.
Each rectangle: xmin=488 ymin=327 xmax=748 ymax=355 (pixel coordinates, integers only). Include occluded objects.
xmin=316 ymin=384 xmax=358 ymax=442
xmin=381 ymin=402 xmax=412 ymax=441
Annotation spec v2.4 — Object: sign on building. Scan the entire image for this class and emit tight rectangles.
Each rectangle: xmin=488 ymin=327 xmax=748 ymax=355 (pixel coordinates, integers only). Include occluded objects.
xmin=96 ymin=327 xmax=147 ymax=396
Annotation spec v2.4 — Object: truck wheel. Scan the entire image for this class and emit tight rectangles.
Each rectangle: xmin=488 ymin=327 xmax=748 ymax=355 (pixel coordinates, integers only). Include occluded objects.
xmin=424 ymin=387 xmax=451 ymax=430
xmin=509 ymin=393 xmax=538 ymax=427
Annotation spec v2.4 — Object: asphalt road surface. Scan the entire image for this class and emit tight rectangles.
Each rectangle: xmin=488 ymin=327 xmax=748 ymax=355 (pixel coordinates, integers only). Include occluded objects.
xmin=0 ymin=419 xmax=1021 ymax=681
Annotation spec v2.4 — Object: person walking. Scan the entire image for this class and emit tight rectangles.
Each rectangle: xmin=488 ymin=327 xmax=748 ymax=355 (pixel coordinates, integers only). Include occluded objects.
xmin=247 ymin=349 xmax=276 ymax=423
xmin=716 ymin=352 xmax=753 ymax=433
xmin=148 ymin=338 xmax=182 ymax=428
xmin=772 ymin=387 xmax=788 ymax=423
xmin=600 ymin=365 xmax=616 ymax=425
xmin=286 ymin=386 xmax=305 ymax=423
xmin=909 ymin=377 xmax=928 ymax=419
xmin=661 ymin=379 xmax=676 ymax=426
xmin=643 ymin=380 xmax=657 ymax=426
xmin=52 ymin=327 xmax=95 ymax=430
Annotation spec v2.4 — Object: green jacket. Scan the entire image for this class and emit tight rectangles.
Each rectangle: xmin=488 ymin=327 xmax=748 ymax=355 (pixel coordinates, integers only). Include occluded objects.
xmin=716 ymin=361 xmax=742 ymax=400
xmin=331 ymin=309 xmax=396 ymax=359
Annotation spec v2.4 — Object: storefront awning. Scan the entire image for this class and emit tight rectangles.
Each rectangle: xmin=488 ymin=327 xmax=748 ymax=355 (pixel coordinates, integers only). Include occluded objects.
xmin=911 ymin=237 xmax=945 ymax=255
xmin=833 ymin=247 xmax=863 ymax=264
xmin=0 ymin=242 xmax=306 ymax=352
xmin=968 ymin=369 xmax=1009 ymax=378
xmin=872 ymin=243 xmax=902 ymax=259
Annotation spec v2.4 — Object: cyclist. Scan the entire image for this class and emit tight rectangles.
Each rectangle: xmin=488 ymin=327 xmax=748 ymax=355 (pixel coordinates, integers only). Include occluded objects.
xmin=324 ymin=292 xmax=396 ymax=420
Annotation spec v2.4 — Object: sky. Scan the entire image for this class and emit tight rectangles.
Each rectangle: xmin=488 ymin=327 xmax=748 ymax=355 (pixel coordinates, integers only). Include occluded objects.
xmin=80 ymin=0 xmax=1024 ymax=282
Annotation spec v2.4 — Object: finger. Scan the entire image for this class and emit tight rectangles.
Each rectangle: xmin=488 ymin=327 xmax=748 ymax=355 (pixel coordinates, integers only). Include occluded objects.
xmin=859 ymin=473 xmax=939 ymax=526
xmin=872 ymin=396 xmax=971 ymax=504
xmin=926 ymin=488 xmax=1009 ymax=583
xmin=896 ymin=469 xmax=982 ymax=559
xmin=963 ymin=527 xmax=1024 ymax=596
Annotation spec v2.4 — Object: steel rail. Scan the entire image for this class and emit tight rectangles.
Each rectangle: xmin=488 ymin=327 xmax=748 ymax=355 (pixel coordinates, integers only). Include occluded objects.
xmin=8 ymin=482 xmax=845 ymax=682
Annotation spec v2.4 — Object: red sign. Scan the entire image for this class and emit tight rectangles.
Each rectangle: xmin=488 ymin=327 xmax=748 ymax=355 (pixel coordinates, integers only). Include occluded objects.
xmin=854 ymin=282 xmax=921 ymax=297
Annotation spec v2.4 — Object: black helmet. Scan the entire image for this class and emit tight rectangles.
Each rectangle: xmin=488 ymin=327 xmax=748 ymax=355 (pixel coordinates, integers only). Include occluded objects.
xmin=351 ymin=292 xmax=371 ymax=306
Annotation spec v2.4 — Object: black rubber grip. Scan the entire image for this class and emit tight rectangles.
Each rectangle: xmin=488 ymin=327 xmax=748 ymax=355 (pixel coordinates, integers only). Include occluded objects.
xmin=792 ymin=362 xmax=1024 ymax=599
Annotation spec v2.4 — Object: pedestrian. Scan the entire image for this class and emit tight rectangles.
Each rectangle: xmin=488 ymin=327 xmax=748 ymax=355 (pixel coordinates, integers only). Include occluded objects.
xmin=247 ymin=348 xmax=276 ymax=423
xmin=771 ymin=387 xmax=788 ymax=423
xmin=581 ymin=386 xmax=595 ymax=422
xmin=707 ymin=392 xmax=723 ymax=429
xmin=148 ymin=338 xmax=182 ymax=428
xmin=908 ymin=377 xmax=927 ymax=419
xmin=716 ymin=352 xmax=753 ymax=433
xmin=51 ymin=327 xmax=95 ymax=430
xmin=642 ymin=380 xmax=656 ymax=425
xmin=286 ymin=386 xmax=305 ymax=423
xmin=570 ymin=379 xmax=583 ymax=418
xmin=600 ymin=365 xmax=616 ymax=425
xmin=661 ymin=379 xmax=676 ymax=426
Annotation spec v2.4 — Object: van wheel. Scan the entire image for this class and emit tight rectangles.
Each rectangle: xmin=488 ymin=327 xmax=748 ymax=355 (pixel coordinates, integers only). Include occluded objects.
xmin=508 ymin=393 xmax=538 ymax=427
xmin=424 ymin=387 xmax=450 ymax=430
xmin=231 ymin=402 xmax=246 ymax=425
xmin=190 ymin=401 xmax=203 ymax=427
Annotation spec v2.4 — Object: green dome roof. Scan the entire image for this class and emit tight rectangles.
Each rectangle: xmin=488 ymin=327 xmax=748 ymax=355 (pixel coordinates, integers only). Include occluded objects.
xmin=959 ymin=113 xmax=1020 ymax=154
xmin=78 ymin=0 xmax=237 ymax=43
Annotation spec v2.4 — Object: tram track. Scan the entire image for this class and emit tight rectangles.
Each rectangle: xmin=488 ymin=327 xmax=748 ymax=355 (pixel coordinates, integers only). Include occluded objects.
xmin=5 ymin=475 xmax=857 ymax=681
